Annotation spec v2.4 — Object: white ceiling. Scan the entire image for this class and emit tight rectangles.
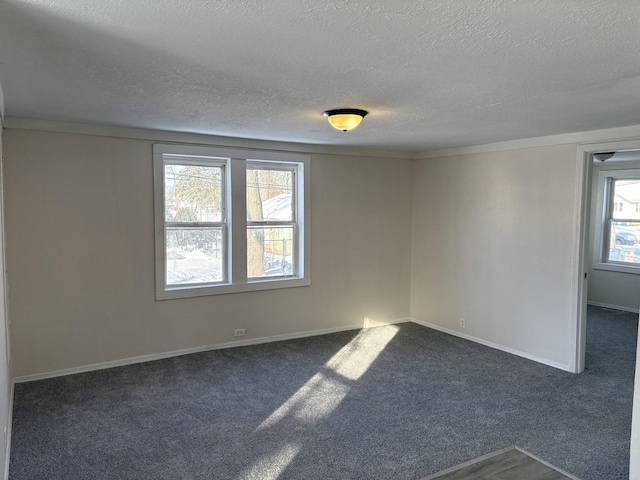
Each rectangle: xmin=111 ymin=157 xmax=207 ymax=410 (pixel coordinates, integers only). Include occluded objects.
xmin=1 ymin=0 xmax=640 ymax=153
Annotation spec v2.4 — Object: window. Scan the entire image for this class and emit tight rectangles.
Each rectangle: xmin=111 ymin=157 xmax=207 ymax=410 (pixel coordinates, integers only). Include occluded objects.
xmin=154 ymin=145 xmax=310 ymax=299
xmin=163 ymin=160 xmax=226 ymax=286
xmin=246 ymin=163 xmax=296 ymax=279
xmin=594 ymin=169 xmax=640 ymax=273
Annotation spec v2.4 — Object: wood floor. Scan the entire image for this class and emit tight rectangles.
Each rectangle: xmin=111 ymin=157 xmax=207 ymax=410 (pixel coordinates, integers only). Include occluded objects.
xmin=419 ymin=447 xmax=579 ymax=480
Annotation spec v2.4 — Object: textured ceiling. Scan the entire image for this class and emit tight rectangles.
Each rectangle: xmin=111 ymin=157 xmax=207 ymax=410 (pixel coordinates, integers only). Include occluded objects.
xmin=0 ymin=0 xmax=639 ymax=152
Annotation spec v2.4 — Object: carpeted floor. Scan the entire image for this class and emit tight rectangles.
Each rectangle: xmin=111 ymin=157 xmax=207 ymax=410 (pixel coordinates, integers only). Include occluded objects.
xmin=9 ymin=306 xmax=637 ymax=479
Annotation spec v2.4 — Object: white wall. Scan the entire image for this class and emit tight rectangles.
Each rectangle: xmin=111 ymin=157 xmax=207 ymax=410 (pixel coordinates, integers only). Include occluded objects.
xmin=587 ymin=160 xmax=640 ymax=312
xmin=3 ymin=129 xmax=414 ymax=378
xmin=0 ymin=82 xmax=12 ymax=479
xmin=411 ymin=144 xmax=578 ymax=369
xmin=4 ymin=119 xmax=640 ymax=475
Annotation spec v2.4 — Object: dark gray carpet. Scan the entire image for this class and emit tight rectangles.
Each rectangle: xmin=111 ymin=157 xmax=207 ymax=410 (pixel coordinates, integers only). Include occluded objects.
xmin=9 ymin=306 xmax=636 ymax=479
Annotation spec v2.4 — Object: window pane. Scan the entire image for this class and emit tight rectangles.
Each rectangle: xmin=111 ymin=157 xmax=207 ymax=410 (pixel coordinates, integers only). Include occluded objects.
xmin=165 ymin=164 xmax=223 ymax=223
xmin=247 ymin=226 xmax=294 ymax=278
xmin=607 ymin=221 xmax=640 ymax=264
xmin=612 ymin=180 xmax=640 ymax=220
xmin=246 ymin=168 xmax=293 ymax=222
xmin=166 ymin=228 xmax=223 ymax=285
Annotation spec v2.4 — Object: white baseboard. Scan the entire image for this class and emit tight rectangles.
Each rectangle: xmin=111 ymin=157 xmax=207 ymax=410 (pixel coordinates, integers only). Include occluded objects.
xmin=13 ymin=315 xmax=572 ymax=381
xmin=13 ymin=318 xmax=411 ymax=383
xmin=587 ymin=301 xmax=639 ymax=314
xmin=409 ymin=318 xmax=572 ymax=372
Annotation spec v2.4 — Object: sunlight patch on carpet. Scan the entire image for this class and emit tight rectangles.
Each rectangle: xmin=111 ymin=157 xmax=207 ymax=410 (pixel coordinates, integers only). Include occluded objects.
xmin=256 ymin=325 xmax=399 ymax=431
xmin=238 ymin=443 xmax=301 ymax=480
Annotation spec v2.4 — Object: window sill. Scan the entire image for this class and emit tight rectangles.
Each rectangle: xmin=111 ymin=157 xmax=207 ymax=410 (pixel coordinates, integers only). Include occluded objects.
xmin=593 ymin=262 xmax=640 ymax=275
xmin=156 ymin=276 xmax=311 ymax=300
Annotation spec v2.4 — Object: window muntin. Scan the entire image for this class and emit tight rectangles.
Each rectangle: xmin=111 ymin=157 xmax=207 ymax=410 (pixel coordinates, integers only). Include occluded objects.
xmin=246 ymin=164 xmax=296 ymax=279
xmin=154 ymin=145 xmax=310 ymax=299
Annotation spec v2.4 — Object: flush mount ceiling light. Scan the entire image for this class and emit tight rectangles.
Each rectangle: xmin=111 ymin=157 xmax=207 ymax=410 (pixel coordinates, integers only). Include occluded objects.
xmin=323 ymin=109 xmax=368 ymax=132
xmin=594 ymin=152 xmax=615 ymax=162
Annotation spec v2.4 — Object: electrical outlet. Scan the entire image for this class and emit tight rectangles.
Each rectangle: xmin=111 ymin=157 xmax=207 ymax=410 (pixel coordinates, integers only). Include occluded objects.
xmin=459 ymin=318 xmax=466 ymax=329
xmin=234 ymin=328 xmax=246 ymax=337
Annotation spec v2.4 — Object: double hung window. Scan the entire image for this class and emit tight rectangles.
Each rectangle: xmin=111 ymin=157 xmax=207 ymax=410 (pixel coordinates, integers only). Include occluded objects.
xmin=154 ymin=144 xmax=310 ymax=299
xmin=594 ymin=168 xmax=640 ymax=272
xmin=163 ymin=158 xmax=226 ymax=286
xmin=246 ymin=163 xmax=297 ymax=279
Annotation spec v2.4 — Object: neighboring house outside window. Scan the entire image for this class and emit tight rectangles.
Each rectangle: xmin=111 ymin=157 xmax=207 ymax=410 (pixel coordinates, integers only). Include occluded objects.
xmin=153 ymin=144 xmax=310 ymax=300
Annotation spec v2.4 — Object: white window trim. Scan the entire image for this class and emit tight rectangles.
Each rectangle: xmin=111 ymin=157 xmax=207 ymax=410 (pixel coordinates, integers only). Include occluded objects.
xmin=163 ymin=156 xmax=229 ymax=288
xmin=153 ymin=144 xmax=311 ymax=300
xmin=593 ymin=167 xmax=640 ymax=274
xmin=246 ymin=161 xmax=299 ymax=281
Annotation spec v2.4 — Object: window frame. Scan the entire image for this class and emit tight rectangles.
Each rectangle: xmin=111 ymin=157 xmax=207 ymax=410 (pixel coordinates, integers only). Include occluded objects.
xmin=246 ymin=161 xmax=298 ymax=281
xmin=593 ymin=168 xmax=640 ymax=274
xmin=153 ymin=144 xmax=310 ymax=300
xmin=163 ymin=156 xmax=228 ymax=288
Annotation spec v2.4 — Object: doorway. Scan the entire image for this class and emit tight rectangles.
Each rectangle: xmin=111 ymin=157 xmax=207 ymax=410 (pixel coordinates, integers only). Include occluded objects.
xmin=573 ymin=142 xmax=640 ymax=478
xmin=573 ymin=141 xmax=640 ymax=373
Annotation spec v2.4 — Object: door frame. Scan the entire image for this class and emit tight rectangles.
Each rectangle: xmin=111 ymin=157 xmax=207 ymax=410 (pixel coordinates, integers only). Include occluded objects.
xmin=571 ymin=139 xmax=640 ymax=373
